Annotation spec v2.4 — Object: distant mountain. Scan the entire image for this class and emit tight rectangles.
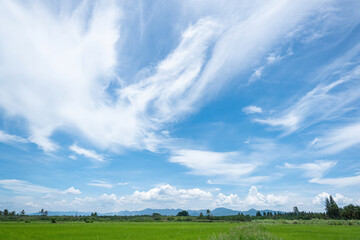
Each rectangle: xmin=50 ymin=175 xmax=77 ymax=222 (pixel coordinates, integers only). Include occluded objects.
xmin=33 ymin=207 xmax=282 ymax=217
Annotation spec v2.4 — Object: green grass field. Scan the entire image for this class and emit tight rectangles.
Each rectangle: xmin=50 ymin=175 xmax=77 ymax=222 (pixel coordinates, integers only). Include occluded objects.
xmin=0 ymin=222 xmax=236 ymax=240
xmin=265 ymin=224 xmax=360 ymax=240
xmin=1 ymin=222 xmax=360 ymax=240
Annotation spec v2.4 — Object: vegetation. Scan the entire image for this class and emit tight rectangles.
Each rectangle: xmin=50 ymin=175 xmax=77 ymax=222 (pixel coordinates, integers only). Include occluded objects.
xmin=0 ymin=222 xmax=236 ymax=240
xmin=1 ymin=196 xmax=360 ymax=239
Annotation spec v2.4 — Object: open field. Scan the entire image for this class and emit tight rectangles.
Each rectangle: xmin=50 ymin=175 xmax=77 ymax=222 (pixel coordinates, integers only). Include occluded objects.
xmin=1 ymin=221 xmax=360 ymax=240
xmin=0 ymin=222 xmax=236 ymax=240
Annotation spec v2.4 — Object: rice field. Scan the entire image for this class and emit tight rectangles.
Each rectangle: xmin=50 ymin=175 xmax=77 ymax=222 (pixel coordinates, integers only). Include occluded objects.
xmin=1 ymin=221 xmax=360 ymax=240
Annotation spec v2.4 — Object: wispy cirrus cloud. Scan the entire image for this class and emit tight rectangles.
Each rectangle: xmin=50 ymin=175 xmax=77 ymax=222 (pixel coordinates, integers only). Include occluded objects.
xmin=243 ymin=105 xmax=262 ymax=114
xmin=169 ymin=150 xmax=258 ymax=179
xmin=315 ymin=122 xmax=360 ymax=154
xmin=0 ymin=130 xmax=28 ymax=144
xmin=310 ymin=175 xmax=360 ymax=187
xmin=0 ymin=0 xmax=336 ymax=153
xmin=284 ymin=160 xmax=336 ymax=178
xmin=0 ymin=179 xmax=80 ymax=195
xmin=255 ymin=44 xmax=360 ymax=136
xmin=87 ymin=180 xmax=114 ymax=189
xmin=70 ymin=144 xmax=104 ymax=162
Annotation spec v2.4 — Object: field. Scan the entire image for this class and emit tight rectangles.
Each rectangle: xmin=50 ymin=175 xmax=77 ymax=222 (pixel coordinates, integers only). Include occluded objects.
xmin=1 ymin=221 xmax=360 ymax=240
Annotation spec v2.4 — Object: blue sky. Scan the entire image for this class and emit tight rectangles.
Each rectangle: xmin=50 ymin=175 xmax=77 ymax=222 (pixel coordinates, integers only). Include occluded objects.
xmin=1 ymin=0 xmax=360 ymax=213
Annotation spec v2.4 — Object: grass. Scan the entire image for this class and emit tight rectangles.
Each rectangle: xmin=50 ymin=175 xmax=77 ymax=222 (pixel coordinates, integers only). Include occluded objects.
xmin=1 ymin=221 xmax=360 ymax=240
xmin=265 ymin=224 xmax=360 ymax=240
xmin=0 ymin=222 xmax=237 ymax=240
xmin=210 ymin=221 xmax=360 ymax=240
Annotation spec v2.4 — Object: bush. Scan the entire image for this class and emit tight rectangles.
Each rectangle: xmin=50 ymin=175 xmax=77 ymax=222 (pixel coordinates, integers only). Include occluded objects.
xmin=209 ymin=224 xmax=280 ymax=240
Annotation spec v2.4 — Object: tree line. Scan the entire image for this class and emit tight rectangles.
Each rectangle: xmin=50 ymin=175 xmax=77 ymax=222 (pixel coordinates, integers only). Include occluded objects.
xmin=1 ymin=195 xmax=359 ymax=221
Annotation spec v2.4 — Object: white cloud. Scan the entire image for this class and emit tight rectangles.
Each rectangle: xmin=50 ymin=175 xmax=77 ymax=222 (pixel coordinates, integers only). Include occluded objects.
xmin=316 ymin=122 xmax=360 ymax=154
xmin=25 ymin=202 xmax=39 ymax=208
xmin=128 ymin=184 xmax=213 ymax=202
xmin=312 ymin=192 xmax=354 ymax=206
xmin=284 ymin=160 xmax=336 ymax=178
xmin=169 ymin=149 xmax=257 ymax=178
xmin=255 ymin=50 xmax=360 ymax=135
xmin=0 ymin=0 xmax=334 ymax=153
xmin=215 ymin=186 xmax=288 ymax=208
xmin=87 ymin=180 xmax=114 ymax=189
xmin=0 ymin=130 xmax=28 ymax=144
xmin=0 ymin=179 xmax=80 ymax=196
xmin=64 ymin=187 xmax=81 ymax=195
xmin=69 ymin=184 xmax=213 ymax=211
xmin=310 ymin=175 xmax=360 ymax=187
xmin=0 ymin=179 xmax=56 ymax=194
xmin=255 ymin=79 xmax=347 ymax=133
xmin=70 ymin=144 xmax=104 ymax=162
xmin=267 ymin=53 xmax=282 ymax=64
xmin=249 ymin=67 xmax=264 ymax=82
xmin=116 ymin=182 xmax=129 ymax=186
xmin=243 ymin=105 xmax=262 ymax=114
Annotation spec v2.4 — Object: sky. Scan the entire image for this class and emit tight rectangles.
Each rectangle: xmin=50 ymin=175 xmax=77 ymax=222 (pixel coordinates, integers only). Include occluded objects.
xmin=1 ymin=0 xmax=360 ymax=213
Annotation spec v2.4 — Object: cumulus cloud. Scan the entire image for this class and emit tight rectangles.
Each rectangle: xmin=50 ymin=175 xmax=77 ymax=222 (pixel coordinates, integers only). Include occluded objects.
xmin=216 ymin=186 xmax=288 ymax=208
xmin=284 ymin=160 xmax=336 ymax=178
xmin=70 ymin=184 xmax=213 ymax=211
xmin=64 ymin=187 xmax=81 ymax=195
xmin=70 ymin=144 xmax=104 ymax=162
xmin=312 ymin=192 xmax=353 ymax=206
xmin=243 ymin=105 xmax=262 ymax=114
xmin=128 ymin=184 xmax=213 ymax=202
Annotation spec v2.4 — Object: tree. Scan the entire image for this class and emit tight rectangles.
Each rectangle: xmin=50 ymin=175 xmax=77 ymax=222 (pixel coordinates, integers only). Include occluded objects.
xmin=206 ymin=209 xmax=211 ymax=219
xmin=325 ymin=195 xmax=339 ymax=218
xmin=3 ymin=209 xmax=9 ymax=215
xmin=20 ymin=210 xmax=25 ymax=215
xmin=40 ymin=209 xmax=44 ymax=215
xmin=293 ymin=206 xmax=299 ymax=215
xmin=342 ymin=204 xmax=355 ymax=219
xmin=0 ymin=210 xmax=2 ymax=215
xmin=176 ymin=210 xmax=189 ymax=216
xmin=199 ymin=212 xmax=204 ymax=219
xmin=256 ymin=211 xmax=262 ymax=217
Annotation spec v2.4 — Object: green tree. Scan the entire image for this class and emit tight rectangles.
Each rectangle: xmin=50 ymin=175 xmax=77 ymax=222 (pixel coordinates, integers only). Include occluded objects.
xmin=293 ymin=206 xmax=299 ymax=215
xmin=206 ymin=209 xmax=211 ymax=219
xmin=343 ymin=204 xmax=355 ymax=219
xmin=20 ymin=210 xmax=25 ymax=215
xmin=325 ymin=195 xmax=339 ymax=218
xmin=256 ymin=211 xmax=262 ymax=217
xmin=176 ymin=210 xmax=189 ymax=216
xmin=199 ymin=212 xmax=204 ymax=219
xmin=3 ymin=209 xmax=9 ymax=215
